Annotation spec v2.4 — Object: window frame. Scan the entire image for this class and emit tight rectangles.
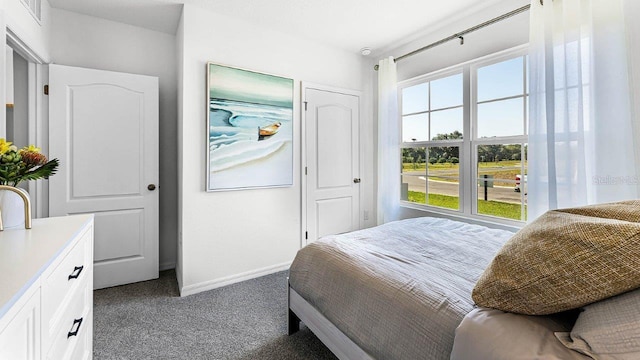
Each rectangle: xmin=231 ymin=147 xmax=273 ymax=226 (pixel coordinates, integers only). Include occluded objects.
xmin=21 ymin=0 xmax=42 ymax=23
xmin=397 ymin=45 xmax=528 ymax=227
xmin=399 ymin=67 xmax=465 ymax=213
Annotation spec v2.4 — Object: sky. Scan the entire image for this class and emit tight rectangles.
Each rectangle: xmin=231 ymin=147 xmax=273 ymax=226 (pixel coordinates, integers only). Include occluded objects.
xmin=402 ymin=56 xmax=527 ymax=142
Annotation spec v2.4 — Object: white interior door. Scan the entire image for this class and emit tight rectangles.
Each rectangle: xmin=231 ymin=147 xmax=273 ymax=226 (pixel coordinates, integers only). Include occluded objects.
xmin=304 ymin=86 xmax=360 ymax=244
xmin=48 ymin=64 xmax=159 ymax=289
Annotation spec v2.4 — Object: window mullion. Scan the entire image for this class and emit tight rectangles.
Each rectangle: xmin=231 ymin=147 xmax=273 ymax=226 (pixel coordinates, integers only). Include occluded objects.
xmin=462 ymin=66 xmax=472 ymax=216
xmin=426 ymin=82 xmax=431 ymax=201
xmin=522 ymin=55 xmax=528 ymax=221
xmin=424 ymin=147 xmax=429 ymax=203
xmin=470 ymin=63 xmax=479 ymax=217
xmin=476 ymin=94 xmax=525 ymax=105
xmin=521 ymin=142 xmax=527 ymax=221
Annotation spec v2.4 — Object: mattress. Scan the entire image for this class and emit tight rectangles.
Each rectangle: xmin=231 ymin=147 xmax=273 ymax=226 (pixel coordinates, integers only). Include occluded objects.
xmin=289 ymin=217 xmax=515 ymax=360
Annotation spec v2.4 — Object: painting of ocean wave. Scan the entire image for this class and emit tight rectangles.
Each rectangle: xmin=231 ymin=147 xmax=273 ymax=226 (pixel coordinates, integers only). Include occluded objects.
xmin=207 ymin=63 xmax=293 ymax=191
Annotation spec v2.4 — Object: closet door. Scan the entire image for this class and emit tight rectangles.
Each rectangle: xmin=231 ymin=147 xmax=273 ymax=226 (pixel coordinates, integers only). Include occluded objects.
xmin=303 ymin=85 xmax=361 ymax=244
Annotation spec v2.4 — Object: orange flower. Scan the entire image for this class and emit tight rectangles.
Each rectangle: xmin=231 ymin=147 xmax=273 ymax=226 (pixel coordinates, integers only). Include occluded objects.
xmin=20 ymin=151 xmax=47 ymax=166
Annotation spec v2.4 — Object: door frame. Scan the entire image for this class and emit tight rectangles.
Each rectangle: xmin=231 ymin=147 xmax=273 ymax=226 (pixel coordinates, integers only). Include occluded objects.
xmin=301 ymin=82 xmax=363 ymax=247
xmin=6 ymin=28 xmax=48 ymax=218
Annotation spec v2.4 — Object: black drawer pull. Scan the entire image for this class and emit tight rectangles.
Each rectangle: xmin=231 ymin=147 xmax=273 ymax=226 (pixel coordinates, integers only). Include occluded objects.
xmin=67 ymin=318 xmax=83 ymax=338
xmin=68 ymin=266 xmax=84 ymax=280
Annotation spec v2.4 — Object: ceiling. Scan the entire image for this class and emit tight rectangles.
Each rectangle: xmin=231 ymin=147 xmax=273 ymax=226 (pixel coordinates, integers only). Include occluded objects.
xmin=47 ymin=0 xmax=516 ymax=54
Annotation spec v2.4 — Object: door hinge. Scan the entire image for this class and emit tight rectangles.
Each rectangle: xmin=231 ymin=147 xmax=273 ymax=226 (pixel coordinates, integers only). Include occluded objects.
xmin=304 ymin=101 xmax=308 ymax=111
xmin=305 ymin=167 xmax=307 ymax=175
xmin=43 ymin=85 xmax=49 ymax=95
xmin=305 ymin=231 xmax=308 ymax=240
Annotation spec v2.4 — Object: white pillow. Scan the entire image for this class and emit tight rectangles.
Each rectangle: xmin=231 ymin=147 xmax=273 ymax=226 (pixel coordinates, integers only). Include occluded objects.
xmin=451 ymin=307 xmax=589 ymax=360
xmin=556 ymin=288 xmax=640 ymax=360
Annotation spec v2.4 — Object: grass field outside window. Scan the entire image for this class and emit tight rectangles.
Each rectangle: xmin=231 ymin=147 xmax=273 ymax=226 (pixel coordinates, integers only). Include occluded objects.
xmin=406 ymin=191 xmax=526 ymax=221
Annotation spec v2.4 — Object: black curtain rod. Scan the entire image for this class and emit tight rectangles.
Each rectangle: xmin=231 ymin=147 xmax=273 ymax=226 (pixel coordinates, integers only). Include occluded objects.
xmin=374 ymin=3 xmax=533 ymax=71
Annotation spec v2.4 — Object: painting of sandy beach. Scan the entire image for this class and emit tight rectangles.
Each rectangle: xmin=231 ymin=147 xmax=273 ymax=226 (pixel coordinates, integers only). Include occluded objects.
xmin=207 ymin=63 xmax=293 ymax=191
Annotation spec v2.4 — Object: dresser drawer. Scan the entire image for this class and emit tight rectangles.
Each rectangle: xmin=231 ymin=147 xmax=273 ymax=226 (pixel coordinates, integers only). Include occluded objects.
xmin=69 ymin=311 xmax=92 ymax=360
xmin=0 ymin=215 xmax=94 ymax=360
xmin=0 ymin=287 xmax=41 ymax=360
xmin=46 ymin=281 xmax=91 ymax=360
xmin=41 ymin=227 xmax=92 ymax=346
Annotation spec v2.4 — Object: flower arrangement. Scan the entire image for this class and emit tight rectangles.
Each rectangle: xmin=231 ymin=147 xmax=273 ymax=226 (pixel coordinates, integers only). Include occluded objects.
xmin=0 ymin=139 xmax=59 ymax=186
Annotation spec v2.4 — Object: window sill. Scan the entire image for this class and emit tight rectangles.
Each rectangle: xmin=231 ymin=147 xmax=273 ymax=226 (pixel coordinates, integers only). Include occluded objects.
xmin=399 ymin=202 xmax=524 ymax=233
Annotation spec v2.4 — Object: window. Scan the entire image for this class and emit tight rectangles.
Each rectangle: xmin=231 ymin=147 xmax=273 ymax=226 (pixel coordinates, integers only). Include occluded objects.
xmin=21 ymin=0 xmax=42 ymax=22
xmin=474 ymin=55 xmax=528 ymax=221
xmin=401 ymin=71 xmax=463 ymax=210
xmin=399 ymin=48 xmax=528 ymax=223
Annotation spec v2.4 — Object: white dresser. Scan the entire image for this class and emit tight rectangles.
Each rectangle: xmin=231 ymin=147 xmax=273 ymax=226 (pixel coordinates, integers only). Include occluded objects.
xmin=0 ymin=215 xmax=94 ymax=360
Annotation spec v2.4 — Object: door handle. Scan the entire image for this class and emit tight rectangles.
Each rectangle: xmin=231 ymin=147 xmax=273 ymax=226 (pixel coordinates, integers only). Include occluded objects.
xmin=148 ymin=184 xmax=157 ymax=191
xmin=353 ymin=178 xmax=361 ymax=184
xmin=68 ymin=265 xmax=84 ymax=280
xmin=67 ymin=318 xmax=83 ymax=338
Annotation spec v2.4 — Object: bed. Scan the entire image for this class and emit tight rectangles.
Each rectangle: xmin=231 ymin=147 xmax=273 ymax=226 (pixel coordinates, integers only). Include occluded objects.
xmin=289 ymin=202 xmax=640 ymax=359
xmin=287 ymin=217 xmax=515 ymax=359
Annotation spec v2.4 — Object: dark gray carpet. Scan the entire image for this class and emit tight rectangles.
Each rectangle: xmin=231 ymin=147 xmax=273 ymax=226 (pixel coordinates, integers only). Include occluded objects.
xmin=93 ymin=270 xmax=338 ymax=360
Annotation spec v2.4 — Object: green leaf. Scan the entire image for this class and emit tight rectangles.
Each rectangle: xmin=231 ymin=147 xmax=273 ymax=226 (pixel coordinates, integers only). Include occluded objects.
xmin=17 ymin=159 xmax=59 ymax=184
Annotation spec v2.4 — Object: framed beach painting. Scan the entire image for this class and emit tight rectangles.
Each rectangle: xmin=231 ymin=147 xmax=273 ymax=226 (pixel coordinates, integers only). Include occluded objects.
xmin=206 ymin=63 xmax=294 ymax=191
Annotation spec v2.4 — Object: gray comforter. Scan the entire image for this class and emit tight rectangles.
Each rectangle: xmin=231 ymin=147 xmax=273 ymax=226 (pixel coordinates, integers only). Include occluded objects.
xmin=289 ymin=217 xmax=514 ymax=360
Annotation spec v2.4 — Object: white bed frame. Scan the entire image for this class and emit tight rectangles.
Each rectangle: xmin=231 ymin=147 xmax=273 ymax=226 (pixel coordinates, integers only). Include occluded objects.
xmin=287 ymin=281 xmax=374 ymax=360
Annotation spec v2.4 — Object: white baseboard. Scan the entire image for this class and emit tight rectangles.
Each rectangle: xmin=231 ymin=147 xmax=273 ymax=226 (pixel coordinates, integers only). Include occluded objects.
xmin=179 ymin=261 xmax=292 ymax=297
xmin=159 ymin=262 xmax=176 ymax=271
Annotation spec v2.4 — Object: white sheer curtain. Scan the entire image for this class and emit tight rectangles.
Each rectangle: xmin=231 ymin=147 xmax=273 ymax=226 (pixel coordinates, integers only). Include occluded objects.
xmin=377 ymin=57 xmax=401 ymax=224
xmin=528 ymin=0 xmax=640 ymax=221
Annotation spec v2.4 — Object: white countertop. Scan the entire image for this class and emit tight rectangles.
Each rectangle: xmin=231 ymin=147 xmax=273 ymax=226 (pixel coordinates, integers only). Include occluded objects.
xmin=0 ymin=214 xmax=94 ymax=319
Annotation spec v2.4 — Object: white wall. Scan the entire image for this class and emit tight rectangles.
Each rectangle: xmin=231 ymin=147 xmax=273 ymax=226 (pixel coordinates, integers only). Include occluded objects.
xmin=178 ymin=3 xmax=368 ymax=295
xmin=372 ymin=0 xmax=529 ymax=230
xmin=4 ymin=0 xmax=51 ymax=62
xmin=49 ymin=8 xmax=179 ymax=270
xmin=378 ymin=0 xmax=530 ymax=82
xmin=1 ymin=0 xmax=51 ymax=139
